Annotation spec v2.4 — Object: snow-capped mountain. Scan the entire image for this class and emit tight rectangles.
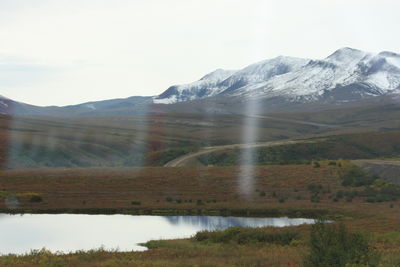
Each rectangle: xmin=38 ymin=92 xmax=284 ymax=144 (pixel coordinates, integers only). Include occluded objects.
xmin=154 ymin=47 xmax=400 ymax=105
xmin=2 ymin=47 xmax=400 ymax=117
xmin=231 ymin=47 xmax=400 ymax=101
xmin=219 ymin=56 xmax=310 ymax=94
xmin=154 ymin=69 xmax=236 ymax=104
xmin=153 ymin=56 xmax=309 ymax=104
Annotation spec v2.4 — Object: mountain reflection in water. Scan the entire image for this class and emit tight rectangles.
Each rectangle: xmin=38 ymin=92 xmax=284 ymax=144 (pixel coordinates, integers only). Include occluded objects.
xmin=164 ymin=216 xmax=314 ymax=230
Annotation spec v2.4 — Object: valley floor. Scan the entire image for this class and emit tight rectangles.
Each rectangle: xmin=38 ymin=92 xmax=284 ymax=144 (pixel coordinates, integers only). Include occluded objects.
xmin=0 ymin=163 xmax=399 ymax=266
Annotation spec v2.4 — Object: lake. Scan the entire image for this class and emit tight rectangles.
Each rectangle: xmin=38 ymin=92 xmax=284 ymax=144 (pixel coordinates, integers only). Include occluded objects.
xmin=0 ymin=214 xmax=315 ymax=255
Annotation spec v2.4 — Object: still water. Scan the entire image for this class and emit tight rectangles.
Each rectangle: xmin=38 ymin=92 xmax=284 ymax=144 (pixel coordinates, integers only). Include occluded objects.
xmin=0 ymin=214 xmax=314 ymax=255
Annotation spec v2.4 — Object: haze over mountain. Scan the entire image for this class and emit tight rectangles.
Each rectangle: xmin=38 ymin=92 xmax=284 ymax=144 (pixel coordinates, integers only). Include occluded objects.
xmin=2 ymin=47 xmax=400 ymax=116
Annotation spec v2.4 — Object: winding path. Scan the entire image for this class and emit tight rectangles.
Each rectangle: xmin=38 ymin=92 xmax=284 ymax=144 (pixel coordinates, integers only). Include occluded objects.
xmin=164 ymin=115 xmax=337 ymax=167
xmin=164 ymin=140 xmax=305 ymax=167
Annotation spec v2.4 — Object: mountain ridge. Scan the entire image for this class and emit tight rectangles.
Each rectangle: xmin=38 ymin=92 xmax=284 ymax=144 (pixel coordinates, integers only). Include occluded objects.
xmin=2 ymin=47 xmax=400 ymax=116
xmin=154 ymin=47 xmax=400 ymax=105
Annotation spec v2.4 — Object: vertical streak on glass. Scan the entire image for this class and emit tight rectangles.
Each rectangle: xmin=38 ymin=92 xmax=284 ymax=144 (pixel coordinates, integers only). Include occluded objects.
xmin=238 ymin=100 xmax=260 ymax=199
xmin=128 ymin=104 xmax=151 ymax=169
xmin=201 ymin=97 xmax=217 ymax=180
xmin=1 ymin=114 xmax=11 ymax=170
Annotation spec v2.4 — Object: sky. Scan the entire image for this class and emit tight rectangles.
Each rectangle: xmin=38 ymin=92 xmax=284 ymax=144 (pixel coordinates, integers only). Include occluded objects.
xmin=0 ymin=0 xmax=399 ymax=106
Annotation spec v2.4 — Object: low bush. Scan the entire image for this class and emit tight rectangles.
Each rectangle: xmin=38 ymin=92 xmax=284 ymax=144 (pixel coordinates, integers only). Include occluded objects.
xmin=29 ymin=194 xmax=43 ymax=203
xmin=303 ymin=222 xmax=379 ymax=267
xmin=194 ymin=227 xmax=299 ymax=245
xmin=308 ymin=184 xmax=323 ymax=194
xmin=340 ymin=166 xmax=376 ymax=187
xmin=196 ymin=199 xmax=204 ymax=206
xmin=310 ymin=195 xmax=320 ymax=203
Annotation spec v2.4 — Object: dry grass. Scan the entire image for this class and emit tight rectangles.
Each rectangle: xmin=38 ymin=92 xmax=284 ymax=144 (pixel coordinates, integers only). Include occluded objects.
xmin=0 ymin=163 xmax=342 ymax=212
xmin=0 ymin=244 xmax=306 ymax=267
xmin=0 ymin=163 xmax=399 ymax=266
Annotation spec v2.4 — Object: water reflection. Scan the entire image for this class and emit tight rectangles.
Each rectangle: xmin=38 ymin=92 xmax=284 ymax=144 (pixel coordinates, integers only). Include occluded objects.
xmin=164 ymin=216 xmax=314 ymax=230
xmin=0 ymin=214 xmax=314 ymax=255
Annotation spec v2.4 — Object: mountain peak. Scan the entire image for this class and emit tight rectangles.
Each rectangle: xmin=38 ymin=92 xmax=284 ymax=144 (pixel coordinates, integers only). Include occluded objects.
xmin=332 ymin=47 xmax=362 ymax=54
xmin=153 ymin=47 xmax=400 ymax=105
xmin=327 ymin=47 xmax=367 ymax=62
xmin=199 ymin=68 xmax=237 ymax=82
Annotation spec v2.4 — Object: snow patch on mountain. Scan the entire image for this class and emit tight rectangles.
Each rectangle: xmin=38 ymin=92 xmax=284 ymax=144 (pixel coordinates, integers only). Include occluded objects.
xmin=153 ymin=69 xmax=236 ymax=104
xmin=0 ymin=101 xmax=9 ymax=107
xmin=228 ymin=47 xmax=400 ymax=101
xmin=85 ymin=104 xmax=96 ymax=110
xmin=154 ymin=56 xmax=310 ymax=104
xmin=219 ymin=56 xmax=310 ymax=94
xmin=154 ymin=95 xmax=177 ymax=104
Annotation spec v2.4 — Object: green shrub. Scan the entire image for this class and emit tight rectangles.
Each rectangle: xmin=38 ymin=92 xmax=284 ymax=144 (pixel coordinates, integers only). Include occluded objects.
xmin=336 ymin=190 xmax=344 ymax=199
xmin=196 ymin=199 xmax=204 ymax=206
xmin=131 ymin=201 xmax=141 ymax=205
xmin=303 ymin=222 xmax=379 ymax=267
xmin=310 ymin=195 xmax=320 ymax=203
xmin=359 ymin=184 xmax=400 ymax=202
xmin=308 ymin=184 xmax=322 ymax=194
xmin=29 ymin=195 xmax=43 ymax=203
xmin=340 ymin=166 xmax=376 ymax=187
xmin=194 ymin=227 xmax=299 ymax=245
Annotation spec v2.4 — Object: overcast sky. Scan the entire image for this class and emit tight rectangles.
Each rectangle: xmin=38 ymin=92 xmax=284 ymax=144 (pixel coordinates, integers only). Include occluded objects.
xmin=1 ymin=0 xmax=399 ymax=106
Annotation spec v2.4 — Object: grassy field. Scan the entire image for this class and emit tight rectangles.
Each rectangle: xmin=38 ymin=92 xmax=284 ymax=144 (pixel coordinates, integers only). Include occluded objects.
xmin=2 ymin=102 xmax=400 ymax=169
xmin=0 ymin=163 xmax=342 ymax=213
xmin=0 ymin=113 xmax=328 ymax=169
xmin=0 ymin=162 xmax=399 ymax=266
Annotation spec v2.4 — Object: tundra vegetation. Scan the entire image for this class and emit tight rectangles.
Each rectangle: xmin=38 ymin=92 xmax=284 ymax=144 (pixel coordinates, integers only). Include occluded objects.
xmin=0 ymin=162 xmax=399 ymax=266
xmin=1 ymin=113 xmax=400 ymax=266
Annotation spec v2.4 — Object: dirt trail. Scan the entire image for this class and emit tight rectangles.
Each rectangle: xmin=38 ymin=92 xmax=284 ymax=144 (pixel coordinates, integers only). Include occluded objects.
xmin=164 ymin=115 xmax=336 ymax=167
xmin=164 ymin=140 xmax=303 ymax=167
